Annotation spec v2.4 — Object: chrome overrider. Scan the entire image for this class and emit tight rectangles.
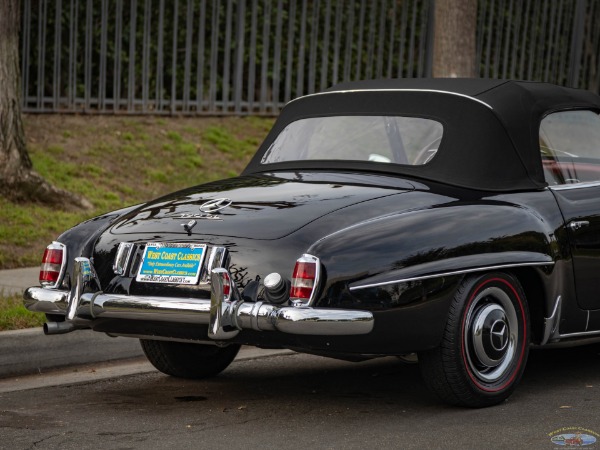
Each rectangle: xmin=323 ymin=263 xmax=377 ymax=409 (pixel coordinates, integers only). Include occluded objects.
xmin=24 ymin=258 xmax=374 ymax=338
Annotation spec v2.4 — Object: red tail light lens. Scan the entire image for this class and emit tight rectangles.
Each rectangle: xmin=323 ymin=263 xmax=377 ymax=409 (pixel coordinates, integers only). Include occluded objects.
xmin=40 ymin=242 xmax=66 ymax=287
xmin=222 ymin=271 xmax=231 ymax=298
xmin=290 ymin=254 xmax=320 ymax=305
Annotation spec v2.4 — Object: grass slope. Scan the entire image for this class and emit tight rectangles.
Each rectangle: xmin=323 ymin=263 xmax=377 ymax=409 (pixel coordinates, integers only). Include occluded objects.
xmin=0 ymin=114 xmax=273 ymax=329
xmin=1 ymin=114 xmax=273 ymax=270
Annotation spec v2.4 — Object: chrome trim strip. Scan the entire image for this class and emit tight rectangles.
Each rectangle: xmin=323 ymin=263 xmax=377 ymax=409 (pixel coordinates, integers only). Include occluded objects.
xmin=549 ymin=181 xmax=600 ymax=191
xmin=289 ymin=89 xmax=493 ymax=110
xmin=555 ymin=329 xmax=600 ymax=340
xmin=349 ymin=261 xmax=555 ymax=291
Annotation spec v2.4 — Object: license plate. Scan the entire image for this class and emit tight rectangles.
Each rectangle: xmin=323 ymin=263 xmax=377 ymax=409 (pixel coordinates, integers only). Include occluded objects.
xmin=136 ymin=243 xmax=207 ymax=285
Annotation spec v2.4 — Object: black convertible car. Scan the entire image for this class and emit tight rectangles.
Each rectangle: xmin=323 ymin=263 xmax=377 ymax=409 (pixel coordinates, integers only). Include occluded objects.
xmin=24 ymin=79 xmax=600 ymax=407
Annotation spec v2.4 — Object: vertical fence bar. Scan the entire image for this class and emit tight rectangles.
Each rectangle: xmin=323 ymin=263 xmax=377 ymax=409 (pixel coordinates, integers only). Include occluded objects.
xmin=171 ymin=0 xmax=180 ymax=113
xmin=355 ymin=0 xmax=365 ymax=80
xmin=375 ymin=0 xmax=386 ymax=79
xmin=508 ymin=0 xmax=523 ymax=78
xmin=386 ymin=0 xmax=397 ymax=78
xmin=424 ymin=0 xmax=435 ymax=77
xmin=501 ymin=0 xmax=513 ymax=78
xmin=233 ymin=0 xmax=246 ymax=113
xmin=157 ymin=0 xmax=165 ymax=112
xmin=557 ymin=0 xmax=573 ymax=85
xmin=70 ymin=0 xmax=78 ymax=109
xmin=196 ymin=0 xmax=206 ymax=112
xmin=99 ymin=0 xmax=108 ymax=111
xmin=568 ymin=0 xmax=586 ymax=87
xmin=273 ymin=0 xmax=283 ymax=111
xmin=550 ymin=0 xmax=565 ymax=84
xmin=342 ymin=0 xmax=355 ymax=82
xmin=365 ymin=0 xmax=377 ymax=79
xmin=247 ymin=0 xmax=258 ymax=110
xmin=417 ymin=0 xmax=429 ymax=77
xmin=476 ymin=0 xmax=488 ymax=75
xmin=320 ymin=0 xmax=332 ymax=91
xmin=407 ymin=0 xmax=418 ymax=77
xmin=284 ymin=0 xmax=297 ymax=102
xmin=397 ymin=0 xmax=408 ymax=77
xmin=113 ymin=0 xmax=122 ymax=111
xmin=491 ymin=0 xmax=505 ymax=79
xmin=259 ymin=0 xmax=272 ymax=112
xmin=183 ymin=0 xmax=195 ymax=112
xmin=52 ymin=0 xmax=62 ymax=111
xmin=533 ymin=0 xmax=548 ymax=81
xmin=526 ymin=0 xmax=540 ymax=80
xmin=296 ymin=0 xmax=307 ymax=96
xmin=21 ymin=0 xmax=31 ymax=109
xmin=222 ymin=0 xmax=233 ymax=112
xmin=209 ymin=0 xmax=219 ymax=112
xmin=84 ymin=0 xmax=93 ymax=111
xmin=543 ymin=0 xmax=557 ymax=81
xmin=307 ymin=0 xmax=320 ymax=94
xmin=332 ymin=0 xmax=343 ymax=85
xmin=36 ymin=0 xmax=47 ymax=110
xmin=128 ymin=0 xmax=138 ymax=112
xmin=483 ymin=0 xmax=495 ymax=78
xmin=141 ymin=0 xmax=151 ymax=113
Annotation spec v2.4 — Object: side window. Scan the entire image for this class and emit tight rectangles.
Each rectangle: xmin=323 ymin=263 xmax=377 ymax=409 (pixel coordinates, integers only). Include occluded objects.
xmin=540 ymin=110 xmax=600 ymax=186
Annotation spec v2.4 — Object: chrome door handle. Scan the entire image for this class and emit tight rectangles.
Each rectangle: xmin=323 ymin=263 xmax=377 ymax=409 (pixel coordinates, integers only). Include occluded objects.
xmin=569 ymin=221 xmax=590 ymax=231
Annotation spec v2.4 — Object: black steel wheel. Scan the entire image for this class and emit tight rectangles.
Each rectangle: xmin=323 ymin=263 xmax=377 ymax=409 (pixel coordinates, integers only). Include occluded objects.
xmin=140 ymin=339 xmax=240 ymax=379
xmin=419 ymin=272 xmax=530 ymax=407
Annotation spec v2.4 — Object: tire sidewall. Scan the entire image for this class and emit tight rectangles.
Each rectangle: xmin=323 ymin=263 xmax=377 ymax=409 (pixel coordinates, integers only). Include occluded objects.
xmin=457 ymin=272 xmax=530 ymax=401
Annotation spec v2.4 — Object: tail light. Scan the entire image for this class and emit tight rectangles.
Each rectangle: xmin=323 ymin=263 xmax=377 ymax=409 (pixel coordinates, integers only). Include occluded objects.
xmin=222 ymin=271 xmax=232 ymax=299
xmin=290 ymin=254 xmax=320 ymax=305
xmin=39 ymin=242 xmax=66 ymax=288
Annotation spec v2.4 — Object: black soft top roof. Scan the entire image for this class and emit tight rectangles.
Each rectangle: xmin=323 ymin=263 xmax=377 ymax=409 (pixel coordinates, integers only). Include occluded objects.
xmin=243 ymin=79 xmax=600 ymax=191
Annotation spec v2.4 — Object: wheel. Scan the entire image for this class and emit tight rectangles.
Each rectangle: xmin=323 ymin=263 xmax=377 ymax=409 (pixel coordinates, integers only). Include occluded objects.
xmin=140 ymin=339 xmax=241 ymax=379
xmin=419 ymin=272 xmax=530 ymax=407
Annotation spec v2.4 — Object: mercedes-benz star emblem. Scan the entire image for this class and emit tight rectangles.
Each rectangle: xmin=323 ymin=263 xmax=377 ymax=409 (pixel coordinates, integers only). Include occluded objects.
xmin=199 ymin=198 xmax=232 ymax=213
xmin=490 ymin=320 xmax=509 ymax=352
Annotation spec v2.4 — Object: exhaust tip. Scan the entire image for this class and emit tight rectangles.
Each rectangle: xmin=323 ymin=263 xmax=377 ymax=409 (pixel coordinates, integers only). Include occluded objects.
xmin=44 ymin=321 xmax=76 ymax=335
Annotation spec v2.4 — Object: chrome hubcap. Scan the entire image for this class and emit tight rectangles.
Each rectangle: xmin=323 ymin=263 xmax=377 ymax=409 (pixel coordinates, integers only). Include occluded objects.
xmin=464 ymin=287 xmax=518 ymax=383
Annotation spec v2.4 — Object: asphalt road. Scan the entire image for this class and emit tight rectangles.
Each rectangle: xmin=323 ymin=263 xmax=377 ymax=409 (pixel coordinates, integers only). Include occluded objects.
xmin=1 ymin=345 xmax=600 ymax=450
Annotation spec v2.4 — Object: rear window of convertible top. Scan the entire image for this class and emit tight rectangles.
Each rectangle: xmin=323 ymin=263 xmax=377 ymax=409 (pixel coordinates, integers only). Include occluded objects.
xmin=261 ymin=115 xmax=444 ymax=166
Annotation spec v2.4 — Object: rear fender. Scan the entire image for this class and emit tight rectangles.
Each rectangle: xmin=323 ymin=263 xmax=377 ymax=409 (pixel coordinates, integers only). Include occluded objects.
xmin=309 ymin=202 xmax=559 ymax=311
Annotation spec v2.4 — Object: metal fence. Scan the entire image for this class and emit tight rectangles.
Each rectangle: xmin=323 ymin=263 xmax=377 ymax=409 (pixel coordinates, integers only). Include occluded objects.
xmin=20 ymin=0 xmax=600 ymax=115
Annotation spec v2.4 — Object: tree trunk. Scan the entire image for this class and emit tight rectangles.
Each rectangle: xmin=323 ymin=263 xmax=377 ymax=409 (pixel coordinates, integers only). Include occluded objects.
xmin=0 ymin=0 xmax=91 ymax=210
xmin=432 ymin=0 xmax=478 ymax=78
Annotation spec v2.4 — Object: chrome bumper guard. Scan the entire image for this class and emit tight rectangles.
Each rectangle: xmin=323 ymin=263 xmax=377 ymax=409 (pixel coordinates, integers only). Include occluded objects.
xmin=24 ymin=258 xmax=374 ymax=338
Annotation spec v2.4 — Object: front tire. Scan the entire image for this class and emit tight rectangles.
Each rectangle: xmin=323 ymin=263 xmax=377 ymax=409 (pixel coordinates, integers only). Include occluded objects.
xmin=140 ymin=339 xmax=241 ymax=379
xmin=419 ymin=272 xmax=530 ymax=407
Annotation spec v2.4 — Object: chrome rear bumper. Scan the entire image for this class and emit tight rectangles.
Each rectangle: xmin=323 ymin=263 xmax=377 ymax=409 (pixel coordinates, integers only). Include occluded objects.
xmin=24 ymin=259 xmax=374 ymax=338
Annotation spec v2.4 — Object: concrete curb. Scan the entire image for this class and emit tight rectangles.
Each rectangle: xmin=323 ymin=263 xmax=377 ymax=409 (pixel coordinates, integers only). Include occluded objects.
xmin=0 ymin=328 xmax=144 ymax=379
xmin=0 ymin=268 xmax=294 ymax=380
xmin=1 ymin=267 xmax=146 ymax=378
